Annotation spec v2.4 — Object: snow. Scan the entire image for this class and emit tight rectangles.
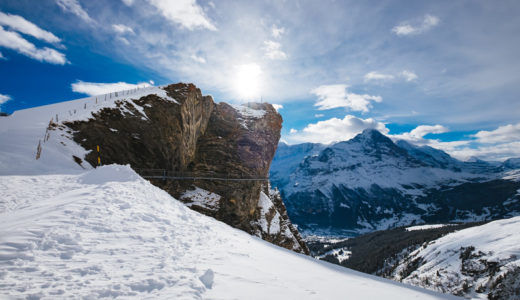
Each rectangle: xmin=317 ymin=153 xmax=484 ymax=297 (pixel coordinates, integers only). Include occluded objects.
xmin=230 ymin=104 xmax=267 ymax=129
xmin=180 ymin=186 xmax=221 ymax=211
xmin=0 ymin=165 xmax=457 ymax=299
xmin=317 ymin=247 xmax=352 ymax=264
xmin=256 ymin=191 xmax=281 ymax=235
xmin=0 ymin=86 xmax=178 ymax=176
xmin=393 ymin=216 xmax=520 ymax=298
xmin=230 ymin=104 xmax=266 ymax=119
xmin=406 ymin=224 xmax=453 ymax=231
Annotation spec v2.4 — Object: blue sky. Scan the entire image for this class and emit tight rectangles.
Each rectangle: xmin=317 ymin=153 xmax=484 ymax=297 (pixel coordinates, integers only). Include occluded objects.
xmin=0 ymin=0 xmax=519 ymax=161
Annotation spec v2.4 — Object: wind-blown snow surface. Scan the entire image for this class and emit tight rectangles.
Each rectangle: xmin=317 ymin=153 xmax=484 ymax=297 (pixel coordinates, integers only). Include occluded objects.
xmin=0 ymin=165 xmax=458 ymax=299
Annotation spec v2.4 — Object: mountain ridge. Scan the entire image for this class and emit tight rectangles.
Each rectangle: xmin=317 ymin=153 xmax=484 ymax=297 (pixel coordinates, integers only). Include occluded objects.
xmin=270 ymin=129 xmax=520 ymax=236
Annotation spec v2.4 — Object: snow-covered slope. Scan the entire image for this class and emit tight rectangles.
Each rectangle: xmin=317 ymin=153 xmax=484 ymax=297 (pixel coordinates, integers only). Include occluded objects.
xmin=0 ymin=165 xmax=458 ymax=299
xmin=390 ymin=217 xmax=520 ymax=299
xmin=0 ymin=86 xmax=177 ymax=175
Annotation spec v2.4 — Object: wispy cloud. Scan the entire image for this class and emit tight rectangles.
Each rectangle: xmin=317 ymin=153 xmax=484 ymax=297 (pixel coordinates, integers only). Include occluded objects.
xmin=112 ymin=24 xmax=135 ymax=35
xmin=392 ymin=14 xmax=439 ymax=36
xmin=71 ymin=80 xmax=152 ymax=96
xmin=286 ymin=114 xmax=388 ymax=144
xmin=0 ymin=26 xmax=67 ymax=64
xmin=364 ymin=71 xmax=394 ymax=81
xmin=263 ymin=40 xmax=287 ymax=60
xmin=121 ymin=0 xmax=134 ymax=6
xmin=190 ymin=54 xmax=206 ymax=63
xmin=271 ymin=25 xmax=284 ymax=38
xmin=0 ymin=93 xmax=11 ymax=110
xmin=0 ymin=51 xmax=5 ymax=60
xmin=148 ymin=0 xmax=216 ymax=31
xmin=0 ymin=12 xmax=61 ymax=44
xmin=56 ymin=0 xmax=95 ymax=24
xmin=311 ymin=84 xmax=382 ymax=113
xmin=400 ymin=70 xmax=418 ymax=81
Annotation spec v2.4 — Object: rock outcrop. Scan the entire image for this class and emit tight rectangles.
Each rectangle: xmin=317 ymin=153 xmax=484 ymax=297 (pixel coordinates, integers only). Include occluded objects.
xmin=62 ymin=83 xmax=308 ymax=254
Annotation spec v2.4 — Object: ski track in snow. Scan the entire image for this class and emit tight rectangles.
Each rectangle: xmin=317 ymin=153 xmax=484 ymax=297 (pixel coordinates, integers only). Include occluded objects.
xmin=0 ymin=165 xmax=458 ymax=299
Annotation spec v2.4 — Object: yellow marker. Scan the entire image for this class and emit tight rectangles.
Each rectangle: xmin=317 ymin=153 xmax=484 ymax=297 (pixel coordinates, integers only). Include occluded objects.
xmin=97 ymin=157 xmax=101 ymax=165
xmin=97 ymin=145 xmax=100 ymax=152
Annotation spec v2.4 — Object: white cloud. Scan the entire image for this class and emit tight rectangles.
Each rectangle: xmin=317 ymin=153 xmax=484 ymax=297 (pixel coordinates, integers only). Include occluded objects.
xmin=117 ymin=36 xmax=130 ymax=45
xmin=148 ymin=0 xmax=216 ymax=31
xmin=0 ymin=12 xmax=61 ymax=44
xmin=0 ymin=26 xmax=67 ymax=64
xmin=314 ymin=113 xmax=324 ymax=118
xmin=393 ymin=124 xmax=449 ymax=142
xmin=0 ymin=52 xmax=5 ymax=60
xmin=263 ymin=40 xmax=287 ymax=60
xmin=400 ymin=70 xmax=418 ymax=81
xmin=286 ymin=114 xmax=388 ymax=144
xmin=190 ymin=54 xmax=206 ymax=63
xmin=311 ymin=84 xmax=382 ymax=113
xmin=272 ymin=104 xmax=283 ymax=111
xmin=112 ymin=24 xmax=135 ymax=35
xmin=121 ymin=0 xmax=134 ymax=6
xmin=289 ymin=128 xmax=297 ymax=134
xmin=0 ymin=93 xmax=11 ymax=110
xmin=271 ymin=25 xmax=285 ymax=38
xmin=71 ymin=80 xmax=152 ymax=96
xmin=364 ymin=71 xmax=394 ymax=81
xmin=449 ymin=142 xmax=520 ymax=162
xmin=392 ymin=14 xmax=440 ymax=36
xmin=56 ymin=0 xmax=95 ymax=24
xmin=444 ymin=123 xmax=520 ymax=161
xmin=473 ymin=122 xmax=520 ymax=144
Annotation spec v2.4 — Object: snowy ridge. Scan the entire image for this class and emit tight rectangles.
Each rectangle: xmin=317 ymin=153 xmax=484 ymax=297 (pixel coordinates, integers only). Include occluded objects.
xmin=406 ymin=224 xmax=454 ymax=231
xmin=392 ymin=217 xmax=520 ymax=298
xmin=0 ymin=165 xmax=457 ymax=299
xmin=0 ymin=86 xmax=177 ymax=176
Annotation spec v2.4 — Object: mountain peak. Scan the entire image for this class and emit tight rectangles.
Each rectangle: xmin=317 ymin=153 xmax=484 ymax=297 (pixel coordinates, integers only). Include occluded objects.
xmin=352 ymin=128 xmax=393 ymax=146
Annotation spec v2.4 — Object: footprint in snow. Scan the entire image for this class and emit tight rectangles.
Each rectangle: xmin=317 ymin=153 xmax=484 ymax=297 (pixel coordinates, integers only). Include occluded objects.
xmin=199 ymin=269 xmax=214 ymax=289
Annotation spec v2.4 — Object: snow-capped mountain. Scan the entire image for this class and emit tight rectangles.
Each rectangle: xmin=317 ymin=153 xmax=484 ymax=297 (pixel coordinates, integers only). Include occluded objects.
xmin=389 ymin=217 xmax=520 ymax=299
xmin=307 ymin=218 xmax=520 ymax=299
xmin=270 ymin=129 xmax=520 ymax=236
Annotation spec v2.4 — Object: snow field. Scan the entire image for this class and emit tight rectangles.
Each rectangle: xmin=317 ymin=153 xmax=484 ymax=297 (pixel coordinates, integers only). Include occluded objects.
xmin=0 ymin=165 xmax=459 ymax=299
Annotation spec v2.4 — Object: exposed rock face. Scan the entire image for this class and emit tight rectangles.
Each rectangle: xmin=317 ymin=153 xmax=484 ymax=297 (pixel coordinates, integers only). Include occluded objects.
xmin=63 ymin=83 xmax=308 ymax=254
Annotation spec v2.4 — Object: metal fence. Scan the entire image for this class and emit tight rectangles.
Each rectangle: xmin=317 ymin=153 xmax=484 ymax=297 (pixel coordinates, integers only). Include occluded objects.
xmin=133 ymin=168 xmax=269 ymax=181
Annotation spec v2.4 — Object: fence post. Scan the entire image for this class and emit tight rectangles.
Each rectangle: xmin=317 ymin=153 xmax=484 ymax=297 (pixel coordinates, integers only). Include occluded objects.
xmin=96 ymin=145 xmax=101 ymax=167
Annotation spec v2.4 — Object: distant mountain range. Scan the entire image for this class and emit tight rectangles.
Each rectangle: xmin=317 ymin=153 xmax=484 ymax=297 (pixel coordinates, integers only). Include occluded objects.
xmin=270 ymin=129 xmax=520 ymax=236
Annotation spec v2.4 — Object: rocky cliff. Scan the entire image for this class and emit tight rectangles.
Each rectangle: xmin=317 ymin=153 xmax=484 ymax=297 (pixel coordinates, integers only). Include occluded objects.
xmin=61 ymin=83 xmax=308 ymax=254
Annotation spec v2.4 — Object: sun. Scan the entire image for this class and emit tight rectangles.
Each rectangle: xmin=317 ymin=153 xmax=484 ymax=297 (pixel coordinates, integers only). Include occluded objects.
xmin=233 ymin=63 xmax=262 ymax=100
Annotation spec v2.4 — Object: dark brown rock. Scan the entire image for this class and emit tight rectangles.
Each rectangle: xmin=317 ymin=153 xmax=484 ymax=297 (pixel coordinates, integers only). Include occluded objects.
xmin=61 ymin=83 xmax=308 ymax=254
